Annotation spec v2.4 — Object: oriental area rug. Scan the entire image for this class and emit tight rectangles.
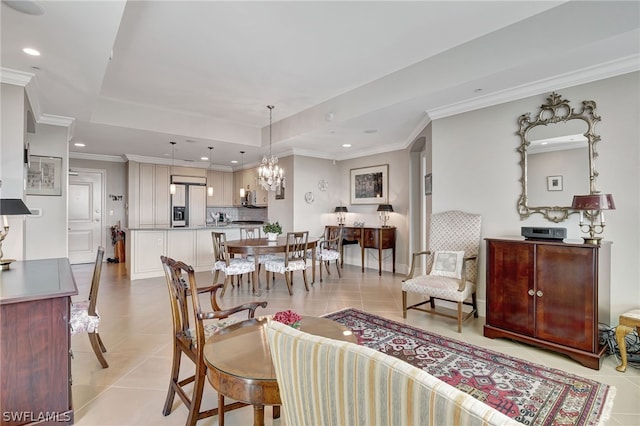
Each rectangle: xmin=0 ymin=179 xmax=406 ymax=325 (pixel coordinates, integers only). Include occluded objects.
xmin=324 ymin=308 xmax=615 ymax=426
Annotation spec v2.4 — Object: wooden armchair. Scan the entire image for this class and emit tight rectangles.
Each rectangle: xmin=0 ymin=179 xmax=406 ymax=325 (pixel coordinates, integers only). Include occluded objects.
xmin=70 ymin=246 xmax=108 ymax=368
xmin=161 ymin=256 xmax=267 ymax=426
xmin=402 ymin=210 xmax=482 ymax=332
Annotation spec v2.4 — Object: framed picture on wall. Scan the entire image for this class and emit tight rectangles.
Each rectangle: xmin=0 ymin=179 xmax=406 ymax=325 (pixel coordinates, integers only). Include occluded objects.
xmin=547 ymin=175 xmax=563 ymax=191
xmin=275 ymin=182 xmax=285 ymax=200
xmin=425 ymin=173 xmax=432 ymax=195
xmin=26 ymin=155 xmax=63 ymax=196
xmin=350 ymin=164 xmax=388 ymax=204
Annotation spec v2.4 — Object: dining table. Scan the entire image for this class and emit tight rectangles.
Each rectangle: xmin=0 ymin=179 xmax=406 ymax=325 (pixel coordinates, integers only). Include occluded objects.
xmin=225 ymin=236 xmax=318 ymax=295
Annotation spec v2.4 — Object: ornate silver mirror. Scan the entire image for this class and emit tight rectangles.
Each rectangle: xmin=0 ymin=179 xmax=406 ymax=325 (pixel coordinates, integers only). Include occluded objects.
xmin=517 ymin=92 xmax=601 ymax=222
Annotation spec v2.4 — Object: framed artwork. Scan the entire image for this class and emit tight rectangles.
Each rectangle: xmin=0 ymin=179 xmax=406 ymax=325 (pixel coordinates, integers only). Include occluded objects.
xmin=275 ymin=182 xmax=285 ymax=200
xmin=26 ymin=155 xmax=63 ymax=196
xmin=350 ymin=164 xmax=388 ymax=204
xmin=547 ymin=175 xmax=563 ymax=191
xmin=425 ymin=173 xmax=432 ymax=195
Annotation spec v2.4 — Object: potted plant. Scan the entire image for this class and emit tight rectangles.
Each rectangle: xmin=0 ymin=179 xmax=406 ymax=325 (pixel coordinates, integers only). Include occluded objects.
xmin=263 ymin=221 xmax=282 ymax=241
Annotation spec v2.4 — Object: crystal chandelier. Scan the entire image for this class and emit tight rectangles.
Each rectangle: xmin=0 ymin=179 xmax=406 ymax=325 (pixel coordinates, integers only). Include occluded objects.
xmin=257 ymin=105 xmax=285 ymax=191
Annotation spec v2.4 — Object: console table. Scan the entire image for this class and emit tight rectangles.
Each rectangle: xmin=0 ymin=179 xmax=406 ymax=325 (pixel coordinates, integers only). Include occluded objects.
xmin=1 ymin=258 xmax=78 ymax=425
xmin=484 ymin=238 xmax=611 ymax=369
xmin=327 ymin=226 xmax=396 ymax=276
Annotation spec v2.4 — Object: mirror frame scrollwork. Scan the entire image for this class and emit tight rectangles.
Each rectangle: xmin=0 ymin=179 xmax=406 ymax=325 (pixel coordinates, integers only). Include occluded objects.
xmin=517 ymin=92 xmax=601 ymax=223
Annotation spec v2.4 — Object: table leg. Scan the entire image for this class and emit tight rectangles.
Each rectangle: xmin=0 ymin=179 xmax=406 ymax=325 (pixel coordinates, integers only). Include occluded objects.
xmin=616 ymin=324 xmax=633 ymax=372
xmin=272 ymin=405 xmax=280 ymax=419
xmin=311 ymin=246 xmax=316 ymax=284
xmin=253 ymin=404 xmax=265 ymax=426
xmin=253 ymin=249 xmax=260 ymax=295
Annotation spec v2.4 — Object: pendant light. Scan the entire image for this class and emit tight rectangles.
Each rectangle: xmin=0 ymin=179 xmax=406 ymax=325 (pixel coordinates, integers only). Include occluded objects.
xmin=207 ymin=146 xmax=214 ymax=197
xmin=169 ymin=141 xmax=176 ymax=195
xmin=239 ymin=151 xmax=246 ymax=198
xmin=257 ymin=105 xmax=285 ymax=191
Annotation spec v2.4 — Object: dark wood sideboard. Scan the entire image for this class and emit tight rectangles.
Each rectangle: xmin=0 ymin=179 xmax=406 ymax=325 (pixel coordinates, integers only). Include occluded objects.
xmin=327 ymin=226 xmax=396 ymax=276
xmin=1 ymin=258 xmax=78 ymax=425
xmin=484 ymin=238 xmax=611 ymax=370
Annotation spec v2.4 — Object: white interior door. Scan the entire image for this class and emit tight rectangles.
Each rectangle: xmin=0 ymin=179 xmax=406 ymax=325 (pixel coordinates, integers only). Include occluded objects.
xmin=69 ymin=169 xmax=104 ymax=264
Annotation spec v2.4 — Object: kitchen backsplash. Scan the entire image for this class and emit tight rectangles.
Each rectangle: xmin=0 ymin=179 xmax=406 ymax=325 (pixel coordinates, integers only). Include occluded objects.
xmin=206 ymin=207 xmax=268 ymax=223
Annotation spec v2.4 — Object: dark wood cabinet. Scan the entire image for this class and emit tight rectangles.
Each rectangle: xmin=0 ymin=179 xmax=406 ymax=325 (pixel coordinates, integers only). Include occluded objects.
xmin=484 ymin=238 xmax=610 ymax=370
xmin=327 ymin=226 xmax=395 ymax=275
xmin=1 ymin=259 xmax=78 ymax=425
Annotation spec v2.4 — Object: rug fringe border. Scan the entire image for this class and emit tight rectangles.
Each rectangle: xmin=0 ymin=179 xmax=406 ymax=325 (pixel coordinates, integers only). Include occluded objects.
xmin=323 ymin=307 xmax=356 ymax=316
xmin=597 ymin=385 xmax=616 ymax=426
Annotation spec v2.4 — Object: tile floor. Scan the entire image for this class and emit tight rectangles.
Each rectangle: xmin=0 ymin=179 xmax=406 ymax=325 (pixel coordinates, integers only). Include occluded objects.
xmin=70 ymin=262 xmax=640 ymax=425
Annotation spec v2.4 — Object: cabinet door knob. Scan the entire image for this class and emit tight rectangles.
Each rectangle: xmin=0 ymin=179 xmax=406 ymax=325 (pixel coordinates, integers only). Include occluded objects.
xmin=528 ymin=289 xmax=535 ymax=296
xmin=536 ymin=290 xmax=543 ymax=297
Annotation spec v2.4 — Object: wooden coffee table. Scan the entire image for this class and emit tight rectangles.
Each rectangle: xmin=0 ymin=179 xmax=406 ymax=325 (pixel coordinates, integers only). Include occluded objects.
xmin=203 ymin=316 xmax=357 ymax=426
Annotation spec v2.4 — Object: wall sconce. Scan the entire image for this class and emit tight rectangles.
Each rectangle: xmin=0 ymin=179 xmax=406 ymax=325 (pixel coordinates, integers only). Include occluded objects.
xmin=334 ymin=206 xmax=348 ymax=226
xmin=0 ymin=198 xmax=32 ymax=270
xmin=377 ymin=204 xmax=393 ymax=227
xmin=571 ymin=194 xmax=615 ymax=245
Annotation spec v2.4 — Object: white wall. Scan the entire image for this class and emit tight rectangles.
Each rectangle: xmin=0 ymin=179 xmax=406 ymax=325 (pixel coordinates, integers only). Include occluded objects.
xmin=0 ymin=83 xmax=28 ymax=260
xmin=432 ymin=72 xmax=640 ymax=320
xmin=336 ymin=150 xmax=410 ymax=273
xmin=25 ymin=123 xmax=69 ymax=259
xmin=292 ymin=155 xmax=339 ymax=238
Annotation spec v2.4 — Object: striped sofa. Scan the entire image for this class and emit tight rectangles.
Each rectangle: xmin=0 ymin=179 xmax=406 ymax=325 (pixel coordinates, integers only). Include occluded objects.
xmin=266 ymin=321 xmax=519 ymax=426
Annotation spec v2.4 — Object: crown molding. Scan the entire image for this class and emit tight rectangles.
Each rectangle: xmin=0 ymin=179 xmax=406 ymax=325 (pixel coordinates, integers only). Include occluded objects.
xmin=70 ymin=152 xmax=127 ymax=163
xmin=122 ymin=154 xmax=232 ymax=171
xmin=39 ymin=113 xmax=75 ymax=127
xmin=427 ymin=55 xmax=640 ymax=120
xmin=0 ymin=67 xmax=33 ymax=86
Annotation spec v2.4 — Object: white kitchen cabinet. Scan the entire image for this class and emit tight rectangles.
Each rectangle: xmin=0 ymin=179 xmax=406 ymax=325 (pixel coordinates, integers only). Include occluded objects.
xmin=132 ymin=230 xmax=166 ymax=277
xmin=207 ymin=170 xmax=234 ymax=207
xmin=189 ymin=185 xmax=207 ymax=227
xmin=172 ymin=184 xmax=186 ymax=206
xmin=168 ymin=230 xmax=195 ymax=267
xmin=196 ymin=229 xmax=215 ymax=267
xmin=139 ymin=164 xmax=170 ymax=226
xmin=233 ymin=169 xmax=268 ymax=206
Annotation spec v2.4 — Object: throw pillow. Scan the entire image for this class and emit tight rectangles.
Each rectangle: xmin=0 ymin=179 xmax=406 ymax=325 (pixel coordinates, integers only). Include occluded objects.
xmin=429 ymin=250 xmax=464 ymax=279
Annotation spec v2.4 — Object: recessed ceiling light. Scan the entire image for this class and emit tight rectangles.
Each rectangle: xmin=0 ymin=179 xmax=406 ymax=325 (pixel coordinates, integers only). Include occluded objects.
xmin=200 ymin=156 xmax=208 ymax=161
xmin=74 ymin=143 xmax=85 ymax=147
xmin=22 ymin=47 xmax=40 ymax=56
xmin=342 ymin=144 xmax=352 ymax=148
xmin=474 ymin=88 xmax=483 ymax=93
xmin=363 ymin=129 xmax=377 ymax=134
xmin=231 ymin=160 xmax=238 ymax=164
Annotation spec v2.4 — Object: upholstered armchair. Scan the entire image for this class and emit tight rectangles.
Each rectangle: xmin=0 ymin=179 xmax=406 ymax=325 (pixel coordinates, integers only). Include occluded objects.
xmin=402 ymin=210 xmax=482 ymax=332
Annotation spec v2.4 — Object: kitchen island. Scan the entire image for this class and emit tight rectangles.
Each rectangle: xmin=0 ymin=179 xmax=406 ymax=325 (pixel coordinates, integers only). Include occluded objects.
xmin=126 ymin=225 xmax=252 ymax=280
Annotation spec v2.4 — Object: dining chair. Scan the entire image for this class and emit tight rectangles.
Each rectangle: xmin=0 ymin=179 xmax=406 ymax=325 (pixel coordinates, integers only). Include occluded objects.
xmin=160 ymin=255 xmax=267 ymax=426
xmin=211 ymin=231 xmax=255 ymax=297
xmin=70 ymin=246 xmax=109 ymax=368
xmin=264 ymin=231 xmax=309 ymax=295
xmin=402 ymin=210 xmax=482 ymax=332
xmin=316 ymin=226 xmax=343 ymax=282
xmin=239 ymin=226 xmax=275 ymax=287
